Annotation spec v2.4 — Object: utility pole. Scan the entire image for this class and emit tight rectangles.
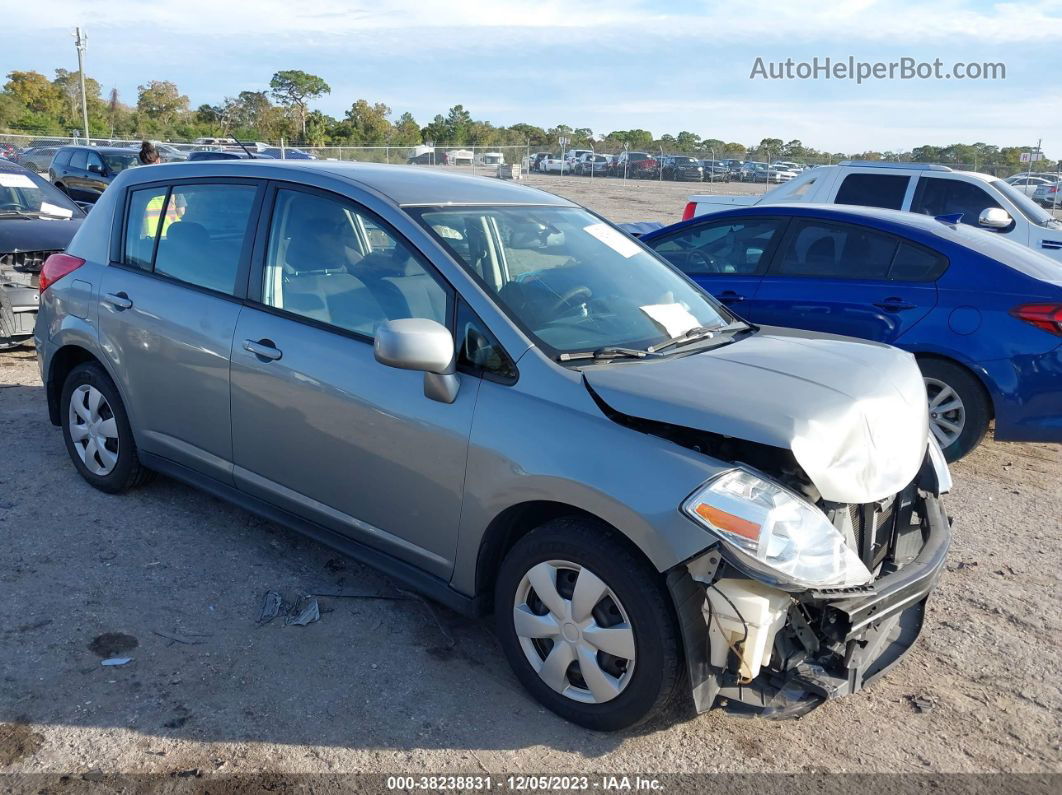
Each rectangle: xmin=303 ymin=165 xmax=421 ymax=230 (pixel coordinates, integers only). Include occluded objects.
xmin=73 ymin=28 xmax=90 ymax=144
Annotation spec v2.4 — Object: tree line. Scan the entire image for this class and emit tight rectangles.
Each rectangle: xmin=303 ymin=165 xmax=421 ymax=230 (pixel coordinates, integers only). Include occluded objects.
xmin=1 ymin=66 xmax=1055 ymax=171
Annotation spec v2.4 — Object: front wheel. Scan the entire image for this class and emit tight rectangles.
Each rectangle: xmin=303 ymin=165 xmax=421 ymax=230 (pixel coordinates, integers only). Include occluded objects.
xmin=494 ymin=518 xmax=684 ymax=730
xmin=919 ymin=359 xmax=991 ymax=461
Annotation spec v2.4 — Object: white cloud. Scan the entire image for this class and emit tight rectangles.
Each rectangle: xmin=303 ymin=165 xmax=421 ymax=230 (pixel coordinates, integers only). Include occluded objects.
xmin=9 ymin=0 xmax=1062 ymax=45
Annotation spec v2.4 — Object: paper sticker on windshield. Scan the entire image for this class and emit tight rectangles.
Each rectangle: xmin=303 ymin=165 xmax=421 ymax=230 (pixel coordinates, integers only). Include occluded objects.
xmin=0 ymin=173 xmax=36 ymax=189
xmin=39 ymin=202 xmax=73 ymax=218
xmin=640 ymin=303 xmax=701 ymax=339
xmin=584 ymin=223 xmax=642 ymax=258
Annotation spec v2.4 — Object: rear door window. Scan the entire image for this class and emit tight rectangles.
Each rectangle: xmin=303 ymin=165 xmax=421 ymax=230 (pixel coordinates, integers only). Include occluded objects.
xmin=834 ymin=173 xmax=911 ymax=210
xmin=69 ymin=149 xmax=87 ymax=170
xmin=52 ymin=149 xmax=72 ymax=168
xmin=774 ymin=220 xmax=898 ymax=280
xmin=122 ymin=181 xmax=260 ymax=295
xmin=911 ymin=177 xmax=1003 ymax=226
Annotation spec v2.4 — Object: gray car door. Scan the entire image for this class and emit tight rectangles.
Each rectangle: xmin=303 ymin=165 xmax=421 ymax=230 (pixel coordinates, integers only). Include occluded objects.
xmin=229 ymin=184 xmax=478 ymax=578
xmin=97 ymin=178 xmax=263 ymax=483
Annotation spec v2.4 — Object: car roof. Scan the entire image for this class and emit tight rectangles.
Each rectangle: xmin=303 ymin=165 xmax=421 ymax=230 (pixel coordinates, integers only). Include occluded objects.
xmin=122 ymin=160 xmax=576 ymax=207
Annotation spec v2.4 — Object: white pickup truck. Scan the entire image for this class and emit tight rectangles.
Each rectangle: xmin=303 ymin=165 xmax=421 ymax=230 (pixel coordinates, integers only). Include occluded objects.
xmin=682 ymin=161 xmax=1062 ymax=262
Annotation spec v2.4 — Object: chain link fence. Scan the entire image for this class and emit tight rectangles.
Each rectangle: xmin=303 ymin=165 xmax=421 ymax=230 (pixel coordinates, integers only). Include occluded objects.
xmin=2 ymin=132 xmax=1058 ymax=214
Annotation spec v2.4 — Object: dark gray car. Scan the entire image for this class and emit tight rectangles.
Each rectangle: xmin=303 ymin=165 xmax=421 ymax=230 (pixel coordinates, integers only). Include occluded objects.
xmin=34 ymin=160 xmax=952 ymax=730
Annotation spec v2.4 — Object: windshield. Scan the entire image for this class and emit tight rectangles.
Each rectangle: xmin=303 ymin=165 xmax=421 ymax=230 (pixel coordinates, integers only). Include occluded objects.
xmin=0 ymin=168 xmax=80 ymax=217
xmin=411 ymin=205 xmax=732 ymax=356
xmin=992 ymin=179 xmax=1058 ymax=226
xmin=101 ymin=152 xmax=140 ymax=173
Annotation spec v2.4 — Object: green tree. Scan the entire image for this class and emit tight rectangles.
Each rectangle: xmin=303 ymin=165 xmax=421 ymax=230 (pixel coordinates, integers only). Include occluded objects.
xmin=4 ymin=70 xmax=63 ymax=116
xmin=53 ymin=68 xmax=102 ymax=126
xmin=391 ymin=112 xmax=422 ymax=146
xmin=421 ymin=114 xmax=448 ymax=144
xmin=345 ymin=99 xmax=391 ymax=143
xmin=445 ymin=104 xmax=472 ymax=143
xmin=269 ymin=70 xmax=330 ymax=141
xmin=675 ymin=131 xmax=701 ymax=152
xmin=136 ymin=80 xmax=189 ymax=122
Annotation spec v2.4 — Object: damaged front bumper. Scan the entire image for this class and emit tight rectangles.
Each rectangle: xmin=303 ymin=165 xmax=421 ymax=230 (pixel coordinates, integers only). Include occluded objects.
xmin=669 ymin=487 xmax=951 ymax=719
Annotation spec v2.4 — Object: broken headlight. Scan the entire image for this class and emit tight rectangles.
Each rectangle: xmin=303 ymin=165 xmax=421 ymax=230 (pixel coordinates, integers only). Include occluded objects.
xmin=682 ymin=469 xmax=872 ymax=591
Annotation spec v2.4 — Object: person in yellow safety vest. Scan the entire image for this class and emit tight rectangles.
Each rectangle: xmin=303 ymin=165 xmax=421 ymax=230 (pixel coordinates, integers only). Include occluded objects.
xmin=142 ymin=193 xmax=183 ymax=239
xmin=138 ymin=141 xmax=183 ymax=239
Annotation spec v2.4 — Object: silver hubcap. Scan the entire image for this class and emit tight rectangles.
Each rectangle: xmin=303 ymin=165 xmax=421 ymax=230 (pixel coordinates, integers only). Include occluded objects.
xmin=513 ymin=560 xmax=635 ymax=704
xmin=68 ymin=384 xmax=119 ymax=476
xmin=924 ymin=377 xmax=966 ymax=448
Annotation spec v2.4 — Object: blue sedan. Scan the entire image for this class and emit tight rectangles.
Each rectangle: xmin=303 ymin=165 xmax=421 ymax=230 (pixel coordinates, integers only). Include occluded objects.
xmin=641 ymin=204 xmax=1062 ymax=460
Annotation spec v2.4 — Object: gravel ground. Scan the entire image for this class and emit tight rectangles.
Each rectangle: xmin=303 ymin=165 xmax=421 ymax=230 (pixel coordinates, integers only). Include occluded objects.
xmin=0 ymin=176 xmax=1060 ymax=781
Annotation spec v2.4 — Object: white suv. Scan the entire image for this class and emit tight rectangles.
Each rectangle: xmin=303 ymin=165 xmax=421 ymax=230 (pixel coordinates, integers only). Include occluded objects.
xmin=684 ymin=161 xmax=1062 ymax=261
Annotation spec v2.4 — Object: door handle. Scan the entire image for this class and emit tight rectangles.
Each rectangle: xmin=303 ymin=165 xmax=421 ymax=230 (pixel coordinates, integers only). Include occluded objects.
xmin=243 ymin=338 xmax=283 ymax=362
xmin=717 ymin=291 xmax=745 ymax=303
xmin=103 ymin=292 xmax=133 ymax=310
xmin=873 ymin=297 xmax=916 ymax=312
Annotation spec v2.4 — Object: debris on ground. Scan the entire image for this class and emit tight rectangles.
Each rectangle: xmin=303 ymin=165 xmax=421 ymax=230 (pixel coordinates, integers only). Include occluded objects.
xmin=285 ymin=596 xmax=320 ymax=627
xmin=257 ymin=590 xmax=283 ymax=625
xmin=100 ymin=657 xmax=133 ymax=667
xmin=910 ymin=693 xmax=938 ymax=713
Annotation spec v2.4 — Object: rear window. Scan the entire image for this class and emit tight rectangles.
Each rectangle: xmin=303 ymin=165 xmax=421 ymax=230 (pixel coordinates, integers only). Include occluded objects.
xmin=835 ymin=173 xmax=911 ymax=210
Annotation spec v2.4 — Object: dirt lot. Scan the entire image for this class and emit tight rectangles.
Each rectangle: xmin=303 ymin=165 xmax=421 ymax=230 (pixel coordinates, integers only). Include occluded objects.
xmin=0 ymin=177 xmax=1060 ymax=782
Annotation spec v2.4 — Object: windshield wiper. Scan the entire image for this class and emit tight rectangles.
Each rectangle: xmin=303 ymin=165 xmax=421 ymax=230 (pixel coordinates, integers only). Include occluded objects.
xmin=647 ymin=325 xmax=721 ymax=353
xmin=558 ymin=346 xmax=660 ymax=362
xmin=0 ymin=210 xmax=42 ymax=219
xmin=647 ymin=322 xmax=752 ymax=354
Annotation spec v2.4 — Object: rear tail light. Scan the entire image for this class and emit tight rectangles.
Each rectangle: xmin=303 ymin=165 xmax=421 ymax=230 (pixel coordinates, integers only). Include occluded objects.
xmin=1010 ymin=303 xmax=1062 ymax=336
xmin=38 ymin=253 xmax=85 ymax=292
xmin=682 ymin=201 xmax=697 ymax=221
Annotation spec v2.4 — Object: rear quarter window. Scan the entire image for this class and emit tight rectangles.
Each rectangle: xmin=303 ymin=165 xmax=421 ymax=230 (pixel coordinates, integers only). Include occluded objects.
xmin=889 ymin=242 xmax=948 ymax=282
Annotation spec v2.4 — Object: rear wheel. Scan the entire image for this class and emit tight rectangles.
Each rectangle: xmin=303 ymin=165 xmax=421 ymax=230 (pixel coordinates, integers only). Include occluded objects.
xmin=61 ymin=362 xmax=153 ymax=493
xmin=494 ymin=518 xmax=684 ymax=731
xmin=919 ymin=359 xmax=991 ymax=461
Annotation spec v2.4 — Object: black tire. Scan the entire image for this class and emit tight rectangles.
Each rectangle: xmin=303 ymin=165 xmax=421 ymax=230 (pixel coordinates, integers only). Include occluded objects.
xmin=494 ymin=518 xmax=684 ymax=731
xmin=918 ymin=358 xmax=991 ymax=461
xmin=60 ymin=362 xmax=153 ymax=493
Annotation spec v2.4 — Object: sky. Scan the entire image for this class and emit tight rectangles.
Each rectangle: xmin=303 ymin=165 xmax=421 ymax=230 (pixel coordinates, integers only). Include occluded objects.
xmin=3 ymin=0 xmax=1061 ymax=153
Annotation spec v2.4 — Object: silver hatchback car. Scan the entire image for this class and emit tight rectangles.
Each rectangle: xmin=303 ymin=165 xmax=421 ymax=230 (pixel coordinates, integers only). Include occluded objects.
xmin=35 ymin=161 xmax=952 ymax=730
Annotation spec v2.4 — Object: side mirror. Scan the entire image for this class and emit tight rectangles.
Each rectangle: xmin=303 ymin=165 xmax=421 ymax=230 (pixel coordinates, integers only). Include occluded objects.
xmin=374 ymin=318 xmax=459 ymax=403
xmin=978 ymin=207 xmax=1013 ymax=230
xmin=88 ymin=164 xmax=104 ymax=175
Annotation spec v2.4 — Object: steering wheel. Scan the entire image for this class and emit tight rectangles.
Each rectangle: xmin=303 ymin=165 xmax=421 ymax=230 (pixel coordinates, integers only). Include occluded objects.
xmin=687 ymin=250 xmax=723 ymax=274
xmin=0 ymin=202 xmax=23 ymax=211
xmin=549 ymin=286 xmax=592 ymax=315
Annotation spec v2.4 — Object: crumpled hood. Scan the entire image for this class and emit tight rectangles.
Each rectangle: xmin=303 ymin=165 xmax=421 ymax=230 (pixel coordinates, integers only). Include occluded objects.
xmin=582 ymin=327 xmax=929 ymax=504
